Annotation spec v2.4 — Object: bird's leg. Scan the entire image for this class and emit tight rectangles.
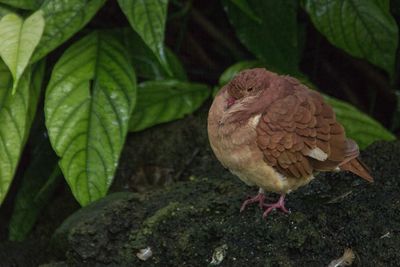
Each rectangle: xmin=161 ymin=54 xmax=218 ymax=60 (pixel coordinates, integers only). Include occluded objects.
xmin=262 ymin=194 xmax=289 ymax=218
xmin=240 ymin=188 xmax=266 ymax=212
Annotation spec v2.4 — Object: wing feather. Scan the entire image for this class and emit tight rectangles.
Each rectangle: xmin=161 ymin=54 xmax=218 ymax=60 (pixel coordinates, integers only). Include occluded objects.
xmin=256 ymin=76 xmax=354 ymax=178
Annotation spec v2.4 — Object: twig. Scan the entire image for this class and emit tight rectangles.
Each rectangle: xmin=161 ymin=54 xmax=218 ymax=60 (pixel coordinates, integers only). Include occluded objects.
xmin=326 ymin=191 xmax=352 ymax=204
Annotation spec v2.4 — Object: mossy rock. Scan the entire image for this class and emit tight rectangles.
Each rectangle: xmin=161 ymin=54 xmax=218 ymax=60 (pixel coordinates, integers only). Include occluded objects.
xmin=47 ymin=141 xmax=400 ymax=266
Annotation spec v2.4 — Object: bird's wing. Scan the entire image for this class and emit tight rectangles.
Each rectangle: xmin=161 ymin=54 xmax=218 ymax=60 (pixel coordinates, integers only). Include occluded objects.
xmin=256 ymin=80 xmax=357 ymax=178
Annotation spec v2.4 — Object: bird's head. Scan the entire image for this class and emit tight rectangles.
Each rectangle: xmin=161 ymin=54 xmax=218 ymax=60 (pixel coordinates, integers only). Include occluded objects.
xmin=225 ymin=68 xmax=271 ymax=108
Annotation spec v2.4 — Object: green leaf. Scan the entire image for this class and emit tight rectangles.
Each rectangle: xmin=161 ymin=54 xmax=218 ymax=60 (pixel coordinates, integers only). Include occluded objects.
xmin=9 ymin=126 xmax=60 ymax=241
xmin=165 ymin=47 xmax=187 ymax=81
xmin=211 ymin=86 xmax=220 ymax=98
xmin=0 ymin=61 xmax=34 ymax=204
xmin=218 ymin=60 xmax=264 ymax=86
xmin=45 ymin=31 xmax=137 ymax=206
xmin=0 ymin=58 xmax=11 ymax=88
xmin=26 ymin=59 xmax=45 ymax=136
xmin=9 ymin=61 xmax=54 ymax=241
xmin=324 ymin=95 xmax=395 ymax=149
xmin=0 ymin=4 xmax=13 ymax=18
xmin=223 ymin=0 xmax=300 ymax=75
xmin=31 ymin=0 xmax=106 ymax=62
xmin=9 ymin=166 xmax=60 ymax=241
xmin=0 ymin=0 xmax=42 ymax=10
xmin=376 ymin=0 xmax=389 ymax=10
xmin=119 ymin=28 xmax=187 ymax=81
xmin=230 ymin=0 xmax=261 ymax=23
xmin=129 ymin=80 xmax=210 ymax=132
xmin=304 ymin=0 xmax=399 ymax=76
xmin=118 ymin=0 xmax=171 ymax=75
xmin=0 ymin=10 xmax=45 ymax=93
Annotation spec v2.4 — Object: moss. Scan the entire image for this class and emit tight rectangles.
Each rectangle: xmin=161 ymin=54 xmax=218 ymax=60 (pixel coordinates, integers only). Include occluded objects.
xmin=130 ymin=201 xmax=180 ymax=248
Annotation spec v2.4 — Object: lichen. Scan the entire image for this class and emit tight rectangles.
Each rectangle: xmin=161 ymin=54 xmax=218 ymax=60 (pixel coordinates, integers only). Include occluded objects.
xmin=130 ymin=201 xmax=180 ymax=248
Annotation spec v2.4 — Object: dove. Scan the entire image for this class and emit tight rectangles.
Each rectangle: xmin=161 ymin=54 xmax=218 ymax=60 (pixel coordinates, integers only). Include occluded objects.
xmin=207 ymin=68 xmax=373 ymax=218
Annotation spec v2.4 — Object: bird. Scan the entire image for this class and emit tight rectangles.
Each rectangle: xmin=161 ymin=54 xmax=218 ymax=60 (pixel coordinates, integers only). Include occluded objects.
xmin=207 ymin=68 xmax=373 ymax=218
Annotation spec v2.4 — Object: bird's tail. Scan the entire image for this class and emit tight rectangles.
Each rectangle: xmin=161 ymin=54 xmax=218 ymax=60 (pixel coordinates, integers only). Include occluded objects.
xmin=339 ymin=158 xmax=373 ymax=182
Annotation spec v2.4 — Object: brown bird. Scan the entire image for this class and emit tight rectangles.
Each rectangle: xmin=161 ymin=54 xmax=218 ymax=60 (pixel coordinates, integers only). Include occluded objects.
xmin=207 ymin=68 xmax=373 ymax=218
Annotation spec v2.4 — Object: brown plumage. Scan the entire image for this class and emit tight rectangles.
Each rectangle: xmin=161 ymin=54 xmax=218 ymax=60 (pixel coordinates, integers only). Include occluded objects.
xmin=207 ymin=68 xmax=373 ymax=218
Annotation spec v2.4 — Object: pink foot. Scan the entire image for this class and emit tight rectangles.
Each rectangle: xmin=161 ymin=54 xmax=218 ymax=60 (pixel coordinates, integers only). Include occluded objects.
xmin=262 ymin=194 xmax=289 ymax=218
xmin=240 ymin=190 xmax=266 ymax=212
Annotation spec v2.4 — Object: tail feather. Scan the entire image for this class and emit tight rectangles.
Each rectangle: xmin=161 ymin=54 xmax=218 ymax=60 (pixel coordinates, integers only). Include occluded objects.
xmin=339 ymin=158 xmax=373 ymax=182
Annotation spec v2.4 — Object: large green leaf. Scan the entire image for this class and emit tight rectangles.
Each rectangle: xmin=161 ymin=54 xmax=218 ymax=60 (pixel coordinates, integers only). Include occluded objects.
xmin=0 ymin=0 xmax=42 ymax=10
xmin=0 ymin=61 xmax=34 ymax=204
xmin=9 ymin=109 xmax=60 ymax=243
xmin=118 ymin=0 xmax=171 ymax=75
xmin=26 ymin=60 xmax=45 ymax=133
xmin=223 ymin=0 xmax=300 ymax=75
xmin=8 ymin=116 xmax=59 ymax=241
xmin=324 ymin=95 xmax=395 ymax=149
xmin=0 ymin=10 xmax=44 ymax=93
xmin=230 ymin=0 xmax=261 ymax=23
xmin=45 ymin=31 xmax=137 ymax=206
xmin=31 ymin=0 xmax=106 ymax=62
xmin=119 ymin=28 xmax=187 ymax=81
xmin=9 ymin=61 xmax=57 ymax=241
xmin=9 ymin=164 xmax=60 ymax=241
xmin=304 ymin=0 xmax=399 ymax=76
xmin=165 ymin=48 xmax=187 ymax=81
xmin=129 ymin=80 xmax=210 ymax=132
xmin=0 ymin=4 xmax=13 ymax=18
xmin=0 ymin=58 xmax=11 ymax=87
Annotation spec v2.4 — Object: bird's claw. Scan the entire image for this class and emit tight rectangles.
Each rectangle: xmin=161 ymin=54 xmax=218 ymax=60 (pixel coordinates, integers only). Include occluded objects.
xmin=240 ymin=192 xmax=266 ymax=212
xmin=240 ymin=192 xmax=289 ymax=219
xmin=262 ymin=199 xmax=290 ymax=218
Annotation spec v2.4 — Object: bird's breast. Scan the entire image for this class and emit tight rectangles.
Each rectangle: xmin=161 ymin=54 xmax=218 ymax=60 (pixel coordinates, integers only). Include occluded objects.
xmin=208 ymin=113 xmax=314 ymax=193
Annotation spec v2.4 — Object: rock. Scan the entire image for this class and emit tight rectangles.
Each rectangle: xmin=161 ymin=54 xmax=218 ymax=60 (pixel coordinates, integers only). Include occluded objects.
xmin=47 ymin=141 xmax=400 ymax=266
xmin=52 ymin=192 xmax=144 ymax=264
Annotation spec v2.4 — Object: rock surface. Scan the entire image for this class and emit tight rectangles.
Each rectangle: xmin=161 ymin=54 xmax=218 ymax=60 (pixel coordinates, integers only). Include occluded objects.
xmin=47 ymin=140 xmax=399 ymax=266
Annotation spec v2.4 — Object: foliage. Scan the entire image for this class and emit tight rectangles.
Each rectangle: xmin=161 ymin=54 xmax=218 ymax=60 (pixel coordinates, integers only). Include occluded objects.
xmin=44 ymin=31 xmax=137 ymax=206
xmin=0 ymin=10 xmax=44 ymax=93
xmin=0 ymin=62 xmax=40 ymax=205
xmin=223 ymin=0 xmax=300 ymax=75
xmin=0 ymin=0 xmax=398 ymax=241
xmin=118 ymin=0 xmax=171 ymax=74
xmin=303 ymin=0 xmax=398 ymax=78
xmin=130 ymin=80 xmax=210 ymax=132
xmin=324 ymin=95 xmax=395 ymax=148
xmin=0 ymin=0 xmax=210 ymax=240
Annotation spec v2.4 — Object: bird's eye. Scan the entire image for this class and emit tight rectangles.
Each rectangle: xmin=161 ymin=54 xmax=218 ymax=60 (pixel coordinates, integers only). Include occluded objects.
xmin=247 ymin=87 xmax=253 ymax=92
